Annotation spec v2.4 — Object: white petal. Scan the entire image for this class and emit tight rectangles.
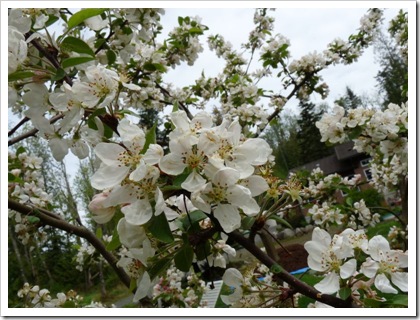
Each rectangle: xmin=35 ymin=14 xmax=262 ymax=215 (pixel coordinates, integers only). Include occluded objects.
xmin=375 ymin=273 xmax=397 ymax=294
xmin=368 ymin=235 xmax=391 ymax=261
xmin=214 ymin=204 xmax=241 ymax=233
xmin=241 ymin=175 xmax=269 ymax=196
xmin=143 ymin=144 xmax=163 ymax=165
xmin=191 ymin=188 xmax=212 ymax=213
xmin=129 ymin=161 xmax=147 ymax=181
xmin=340 ymin=259 xmax=356 ymax=279
xmin=159 ymin=153 xmax=186 ymax=175
xmin=391 ymin=272 xmax=408 ymax=292
xmin=117 ymin=218 xmax=147 ymax=248
xmin=235 ymin=138 xmax=272 ymax=165
xmin=181 ymin=171 xmax=207 ymax=192
xmin=102 ymin=185 xmax=136 ymax=207
xmin=122 ymin=199 xmax=153 ymax=225
xmin=154 ymin=188 xmax=165 ymax=216
xmin=133 ymin=272 xmax=151 ymax=302
xmin=311 ymin=227 xmax=332 ymax=249
xmin=212 ymin=253 xmax=227 ymax=268
xmin=95 ymin=143 xmax=125 ymax=166
xmin=48 ymin=138 xmax=69 ymax=162
xmin=222 ymin=268 xmax=243 ymax=288
xmin=307 ymin=255 xmax=327 ymax=272
xmin=171 ymin=111 xmax=190 ymax=130
xmin=360 ymin=258 xmax=380 ymax=278
xmin=226 ymin=185 xmax=260 ymax=216
xmin=117 ymin=119 xmax=145 ymax=150
xmin=91 ymin=208 xmax=115 ymax=224
xmin=91 ymin=164 xmax=128 ymax=190
xmin=314 ymin=272 xmax=340 ymax=294
xmin=212 ymin=167 xmax=240 ymax=187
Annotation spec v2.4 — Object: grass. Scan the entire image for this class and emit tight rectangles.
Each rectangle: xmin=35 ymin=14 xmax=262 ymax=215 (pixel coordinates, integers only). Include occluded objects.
xmin=77 ymin=282 xmax=132 ymax=307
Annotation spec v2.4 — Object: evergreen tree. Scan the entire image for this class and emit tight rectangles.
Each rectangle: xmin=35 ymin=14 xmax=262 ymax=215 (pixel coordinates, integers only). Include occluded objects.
xmin=374 ymin=31 xmax=408 ymax=108
xmin=335 ymin=87 xmax=362 ymax=110
xmin=296 ymin=101 xmax=333 ymax=165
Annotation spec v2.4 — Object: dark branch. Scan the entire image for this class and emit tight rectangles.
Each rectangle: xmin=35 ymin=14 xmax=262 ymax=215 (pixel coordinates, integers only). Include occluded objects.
xmin=228 ymin=230 xmax=352 ymax=308
xmin=8 ymin=117 xmax=30 ymax=137
xmin=9 ymin=199 xmax=131 ymax=289
xmin=8 ymin=114 xmax=64 ymax=147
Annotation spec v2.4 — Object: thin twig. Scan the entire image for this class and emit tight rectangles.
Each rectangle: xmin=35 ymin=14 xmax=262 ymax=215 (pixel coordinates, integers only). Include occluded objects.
xmin=9 ymin=199 xmax=131 ymax=288
xmin=8 ymin=117 xmax=30 ymax=137
xmin=8 ymin=114 xmax=64 ymax=147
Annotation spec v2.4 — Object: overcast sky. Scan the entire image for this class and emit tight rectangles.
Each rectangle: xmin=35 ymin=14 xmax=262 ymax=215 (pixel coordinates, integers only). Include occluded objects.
xmin=157 ymin=7 xmax=402 ymax=112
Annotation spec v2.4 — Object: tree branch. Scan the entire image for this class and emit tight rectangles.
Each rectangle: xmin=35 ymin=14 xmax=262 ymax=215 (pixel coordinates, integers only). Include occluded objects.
xmin=8 ymin=117 xmax=31 ymax=137
xmin=8 ymin=114 xmax=64 ymax=147
xmin=155 ymin=82 xmax=194 ymax=120
xmin=8 ymin=199 xmax=131 ymax=289
xmin=25 ymin=33 xmax=73 ymax=86
xmin=229 ymin=230 xmax=352 ymax=308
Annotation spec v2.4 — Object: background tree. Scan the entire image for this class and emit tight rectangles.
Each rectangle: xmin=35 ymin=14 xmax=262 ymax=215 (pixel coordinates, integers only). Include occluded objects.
xmin=296 ymin=101 xmax=333 ymax=165
xmin=374 ymin=30 xmax=408 ymax=108
xmin=334 ymin=86 xmax=362 ymax=110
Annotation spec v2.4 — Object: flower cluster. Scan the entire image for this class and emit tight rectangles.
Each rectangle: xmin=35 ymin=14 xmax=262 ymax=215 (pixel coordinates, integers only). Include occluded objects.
xmin=304 ymin=227 xmax=407 ymax=303
xmin=221 ymin=264 xmax=287 ymax=307
xmin=152 ymin=266 xmax=208 ymax=308
xmin=165 ymin=16 xmax=207 ymax=67
xmin=316 ymin=103 xmax=407 ymax=193
xmin=9 ymin=151 xmax=52 ymax=208
xmin=17 ymin=283 xmax=111 ymax=308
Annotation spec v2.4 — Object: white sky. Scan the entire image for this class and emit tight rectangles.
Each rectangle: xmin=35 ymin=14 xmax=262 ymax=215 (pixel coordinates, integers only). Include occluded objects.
xmin=157 ymin=7 xmax=402 ymax=112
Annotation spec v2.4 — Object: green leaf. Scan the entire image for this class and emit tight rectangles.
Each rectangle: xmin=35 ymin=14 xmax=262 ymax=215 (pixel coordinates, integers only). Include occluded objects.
xmin=103 ymin=123 xmax=114 ymax=139
xmin=87 ymin=108 xmax=107 ymax=130
xmin=194 ymin=240 xmax=211 ymax=261
xmin=143 ymin=62 xmax=166 ymax=73
xmin=364 ymin=298 xmax=382 ymax=308
xmin=297 ymin=295 xmax=315 ymax=308
xmin=188 ymin=27 xmax=204 ymax=35
xmin=345 ymin=197 xmax=354 ymax=207
xmin=94 ymin=38 xmax=107 ymax=49
xmin=27 ymin=216 xmax=40 ymax=224
xmin=174 ymin=243 xmax=194 ymax=272
xmin=95 ymin=228 xmax=103 ymax=239
xmin=338 ymin=287 xmax=352 ymax=300
xmin=44 ymin=15 xmax=60 ymax=28
xmin=148 ymin=213 xmax=174 ymax=243
xmin=148 ymin=256 xmax=172 ymax=280
xmin=62 ymin=56 xmax=95 ymax=69
xmin=141 ymin=122 xmax=157 ymax=154
xmin=268 ymin=215 xmax=292 ymax=229
xmin=179 ymin=210 xmax=208 ymax=231
xmin=106 ymin=227 xmax=121 ymax=251
xmin=61 ymin=36 xmax=95 ymax=57
xmin=51 ymin=68 xmax=66 ymax=81
xmin=270 ymin=264 xmax=283 ymax=274
xmin=106 ymin=50 xmax=117 ymax=64
xmin=178 ymin=16 xmax=184 ymax=26
xmin=67 ymin=8 xmax=107 ymax=30
xmin=386 ymin=294 xmax=408 ymax=307
xmin=348 ymin=126 xmax=363 ymax=140
xmin=62 ymin=300 xmax=76 ymax=308
xmin=8 ymin=71 xmax=34 ymax=82
xmin=16 ymin=146 xmax=26 ymax=156
xmin=241 ymin=216 xmax=255 ymax=230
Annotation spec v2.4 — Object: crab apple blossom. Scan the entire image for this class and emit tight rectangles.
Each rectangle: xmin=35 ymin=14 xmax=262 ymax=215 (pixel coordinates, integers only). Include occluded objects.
xmin=91 ymin=119 xmax=163 ymax=190
xmin=7 ymin=6 xmax=410 ymax=311
xmin=361 ymin=235 xmax=408 ymax=294
xmin=304 ymin=227 xmax=356 ymax=294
